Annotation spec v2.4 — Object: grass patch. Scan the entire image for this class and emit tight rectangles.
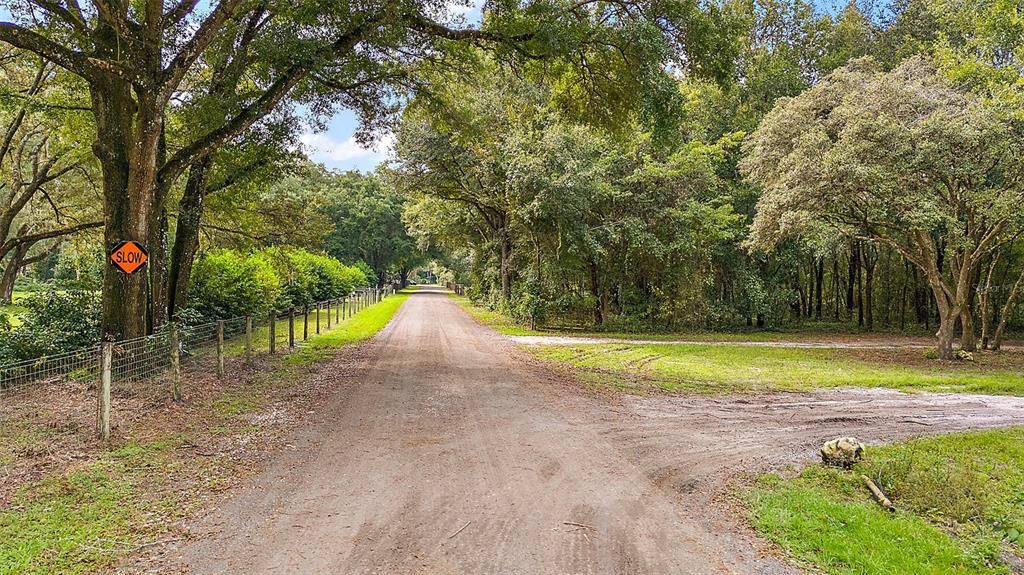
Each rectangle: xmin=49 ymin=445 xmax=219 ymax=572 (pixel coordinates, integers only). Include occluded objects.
xmin=210 ymin=394 xmax=261 ymax=417
xmin=0 ymin=295 xmax=28 ymax=328
xmin=448 ymin=294 xmax=544 ymax=336
xmin=530 ymin=343 xmax=1024 ymax=395
xmin=744 ymin=428 xmax=1024 ymax=574
xmin=286 ymin=289 xmax=411 ymax=365
xmin=0 ymin=441 xmax=177 ymax=575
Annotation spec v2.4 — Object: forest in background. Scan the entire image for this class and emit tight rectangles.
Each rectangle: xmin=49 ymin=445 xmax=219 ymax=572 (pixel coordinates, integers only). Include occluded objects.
xmin=0 ymin=0 xmax=1022 ymax=360
xmin=387 ymin=0 xmax=1024 ymax=359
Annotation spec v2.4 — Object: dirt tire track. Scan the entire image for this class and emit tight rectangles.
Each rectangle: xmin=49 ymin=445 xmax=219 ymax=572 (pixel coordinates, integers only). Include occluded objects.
xmin=152 ymin=287 xmax=1024 ymax=575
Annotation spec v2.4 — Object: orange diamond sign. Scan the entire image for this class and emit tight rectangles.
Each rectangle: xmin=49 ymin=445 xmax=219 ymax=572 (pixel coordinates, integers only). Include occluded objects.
xmin=110 ymin=241 xmax=149 ymax=274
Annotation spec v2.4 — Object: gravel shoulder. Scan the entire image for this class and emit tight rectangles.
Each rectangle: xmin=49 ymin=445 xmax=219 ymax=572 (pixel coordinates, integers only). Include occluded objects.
xmin=154 ymin=287 xmax=1024 ymax=574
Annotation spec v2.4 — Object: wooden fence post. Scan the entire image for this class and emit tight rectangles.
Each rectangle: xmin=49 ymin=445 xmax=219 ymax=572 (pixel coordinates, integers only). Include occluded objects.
xmin=303 ymin=306 xmax=309 ymax=341
xmin=269 ymin=310 xmax=276 ymax=354
xmin=245 ymin=315 xmax=252 ymax=362
xmin=99 ymin=342 xmax=112 ymax=441
xmin=336 ymin=298 xmax=341 ymax=323
xmin=327 ymin=300 xmax=332 ymax=328
xmin=288 ymin=307 xmax=295 ymax=349
xmin=216 ymin=320 xmax=225 ymax=379
xmin=170 ymin=323 xmax=181 ymax=401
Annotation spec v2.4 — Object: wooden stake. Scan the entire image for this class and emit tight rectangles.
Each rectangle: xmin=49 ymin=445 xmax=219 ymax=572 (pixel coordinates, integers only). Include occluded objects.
xmin=269 ymin=311 xmax=276 ymax=354
xmin=244 ymin=316 xmax=252 ymax=362
xmin=861 ymin=475 xmax=895 ymax=512
xmin=99 ymin=342 xmax=112 ymax=441
xmin=170 ymin=324 xmax=181 ymax=402
xmin=216 ymin=320 xmax=225 ymax=378
xmin=288 ymin=307 xmax=295 ymax=349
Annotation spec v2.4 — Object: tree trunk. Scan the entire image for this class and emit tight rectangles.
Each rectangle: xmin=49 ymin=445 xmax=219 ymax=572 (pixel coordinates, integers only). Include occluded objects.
xmin=0 ymin=244 xmax=28 ymax=304
xmin=499 ymin=230 xmax=512 ymax=305
xmin=960 ymin=307 xmax=977 ymax=353
xmin=846 ymin=243 xmax=858 ymax=321
xmin=899 ymin=262 xmax=908 ymax=331
xmin=992 ymin=265 xmax=1024 ymax=351
xmin=149 ymin=208 xmax=169 ymax=330
xmin=856 ymin=244 xmax=864 ymax=328
xmin=979 ymin=255 xmax=998 ymax=349
xmin=959 ymin=265 xmax=981 ymax=352
xmin=167 ymin=157 xmax=212 ymax=319
xmin=937 ymin=317 xmax=956 ymax=359
xmin=814 ymin=257 xmax=824 ymax=320
xmin=589 ymin=260 xmax=603 ymax=326
xmin=862 ymin=246 xmax=876 ymax=331
xmin=933 ymin=290 xmax=958 ymax=360
xmin=92 ymin=54 xmax=162 ymax=340
xmin=792 ymin=277 xmax=804 ymax=320
xmin=832 ymin=258 xmax=840 ymax=320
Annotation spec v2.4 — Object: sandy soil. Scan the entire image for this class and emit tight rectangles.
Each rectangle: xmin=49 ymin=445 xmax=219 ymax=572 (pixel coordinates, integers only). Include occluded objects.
xmin=152 ymin=287 xmax=1024 ymax=575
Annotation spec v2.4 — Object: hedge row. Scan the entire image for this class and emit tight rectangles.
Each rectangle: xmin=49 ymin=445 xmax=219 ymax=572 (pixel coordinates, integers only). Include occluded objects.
xmin=188 ymin=248 xmax=369 ymax=321
xmin=0 ymin=248 xmax=370 ymax=362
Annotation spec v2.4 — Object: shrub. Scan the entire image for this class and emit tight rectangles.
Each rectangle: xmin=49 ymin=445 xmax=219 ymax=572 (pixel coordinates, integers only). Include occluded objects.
xmin=342 ymin=264 xmax=369 ymax=292
xmin=189 ymin=247 xmax=368 ymax=317
xmin=264 ymin=248 xmax=368 ymax=309
xmin=187 ymin=250 xmax=281 ymax=321
xmin=352 ymin=260 xmax=377 ymax=287
xmin=510 ymin=282 xmax=546 ymax=327
xmin=0 ymin=290 xmax=102 ymax=361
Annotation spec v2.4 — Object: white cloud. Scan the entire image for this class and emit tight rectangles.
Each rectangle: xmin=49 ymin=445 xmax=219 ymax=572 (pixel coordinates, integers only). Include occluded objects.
xmin=445 ymin=0 xmax=483 ymax=22
xmin=299 ymin=132 xmax=395 ymax=171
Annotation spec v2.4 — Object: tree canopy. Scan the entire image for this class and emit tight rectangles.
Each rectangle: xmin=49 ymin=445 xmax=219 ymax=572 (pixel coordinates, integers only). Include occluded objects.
xmin=1 ymin=0 xmax=1023 ymax=359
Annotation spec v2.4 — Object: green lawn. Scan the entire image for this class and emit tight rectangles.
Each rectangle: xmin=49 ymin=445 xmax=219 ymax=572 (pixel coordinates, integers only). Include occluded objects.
xmin=0 ymin=291 xmax=30 ymax=328
xmin=530 ymin=343 xmax=1024 ymax=395
xmin=744 ymin=428 xmax=1024 ymax=575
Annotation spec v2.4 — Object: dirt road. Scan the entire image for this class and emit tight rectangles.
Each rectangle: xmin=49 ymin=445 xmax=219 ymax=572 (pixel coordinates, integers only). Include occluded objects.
xmin=162 ymin=287 xmax=1024 ymax=575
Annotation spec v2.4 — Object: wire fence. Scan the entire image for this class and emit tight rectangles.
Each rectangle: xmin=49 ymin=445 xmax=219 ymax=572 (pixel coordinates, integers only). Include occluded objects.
xmin=0 ymin=345 xmax=100 ymax=398
xmin=0 ymin=286 xmax=393 ymax=440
